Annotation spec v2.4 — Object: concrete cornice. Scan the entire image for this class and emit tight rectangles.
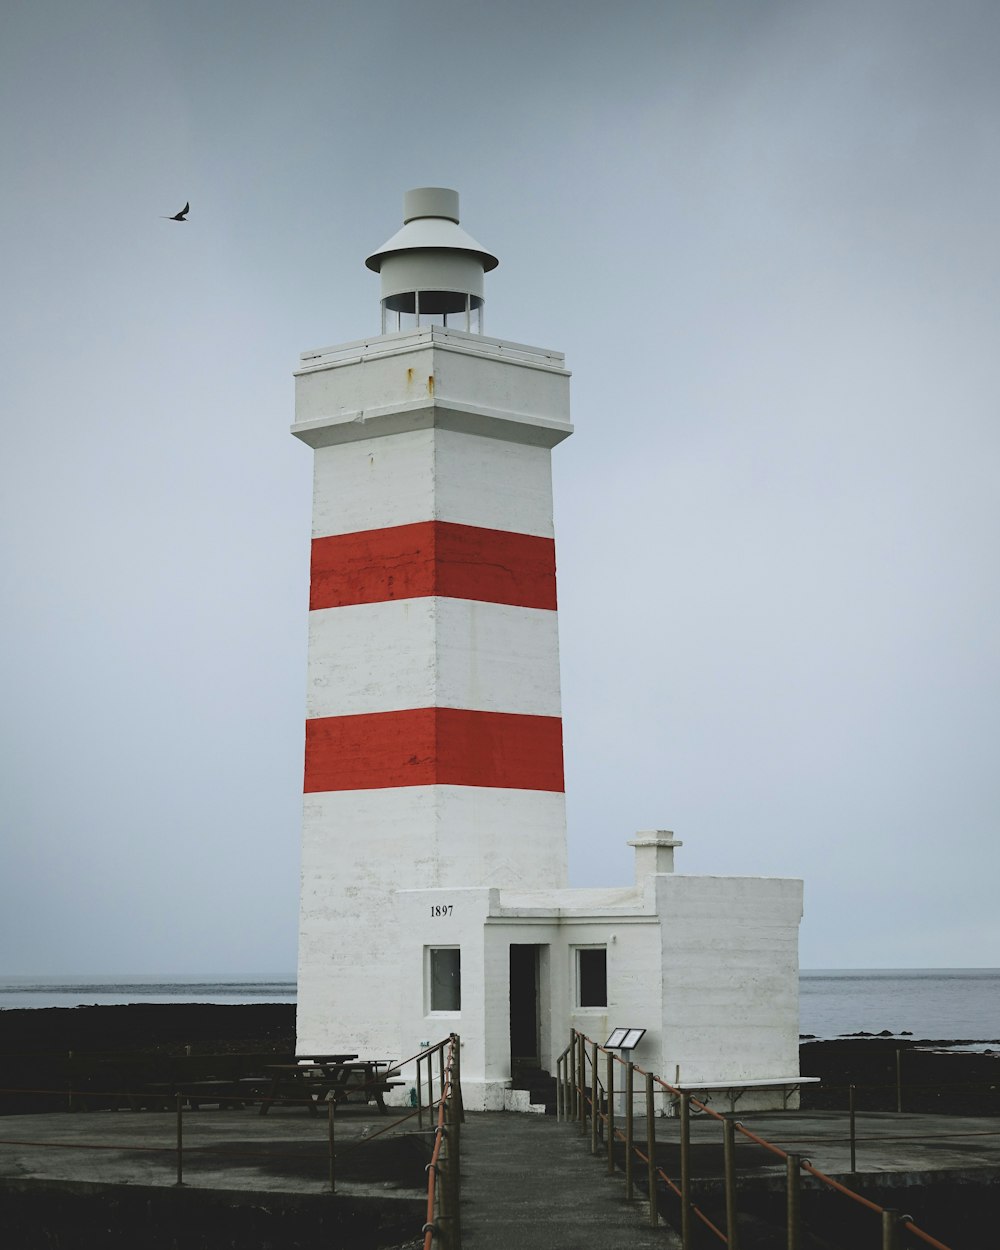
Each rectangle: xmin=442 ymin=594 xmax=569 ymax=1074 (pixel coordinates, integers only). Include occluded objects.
xmin=291 ymin=400 xmax=573 ymax=449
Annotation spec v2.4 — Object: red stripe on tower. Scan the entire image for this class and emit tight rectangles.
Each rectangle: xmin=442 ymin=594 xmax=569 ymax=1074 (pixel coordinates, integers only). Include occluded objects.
xmin=304 ymin=707 xmax=565 ymax=793
xmin=309 ymin=521 xmax=557 ymax=611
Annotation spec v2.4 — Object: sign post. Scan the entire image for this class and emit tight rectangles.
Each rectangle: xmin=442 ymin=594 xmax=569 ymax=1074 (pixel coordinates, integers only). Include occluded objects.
xmin=605 ymin=1028 xmax=646 ymax=1118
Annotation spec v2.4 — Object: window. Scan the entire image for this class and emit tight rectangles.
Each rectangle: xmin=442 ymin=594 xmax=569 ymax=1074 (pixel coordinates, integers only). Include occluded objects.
xmin=428 ymin=947 xmax=461 ymax=1012
xmin=577 ymin=947 xmax=607 ymax=1008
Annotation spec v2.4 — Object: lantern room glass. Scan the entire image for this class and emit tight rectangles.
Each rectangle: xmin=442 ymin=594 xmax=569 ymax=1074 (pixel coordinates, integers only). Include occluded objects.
xmin=381 ymin=290 xmax=483 ymax=334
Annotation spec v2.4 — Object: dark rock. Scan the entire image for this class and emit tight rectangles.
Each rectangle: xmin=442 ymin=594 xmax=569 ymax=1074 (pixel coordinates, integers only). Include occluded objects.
xmin=800 ymin=1037 xmax=1000 ymax=1116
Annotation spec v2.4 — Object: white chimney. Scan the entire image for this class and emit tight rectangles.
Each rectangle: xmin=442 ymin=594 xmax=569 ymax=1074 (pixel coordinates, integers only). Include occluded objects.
xmin=628 ymin=831 xmax=683 ymax=883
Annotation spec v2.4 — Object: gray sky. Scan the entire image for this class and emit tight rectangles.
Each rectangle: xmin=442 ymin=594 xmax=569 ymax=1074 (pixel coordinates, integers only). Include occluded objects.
xmin=2 ymin=0 xmax=998 ymax=975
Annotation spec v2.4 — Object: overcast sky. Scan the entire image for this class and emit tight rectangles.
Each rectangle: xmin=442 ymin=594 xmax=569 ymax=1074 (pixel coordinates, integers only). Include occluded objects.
xmin=2 ymin=0 xmax=998 ymax=976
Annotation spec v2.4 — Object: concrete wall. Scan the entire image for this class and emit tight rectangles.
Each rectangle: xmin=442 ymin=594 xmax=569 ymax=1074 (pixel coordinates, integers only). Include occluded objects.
xmin=394 ymin=888 xmax=499 ymax=1107
xmin=307 ymin=598 xmax=562 ymax=719
xmin=309 ymin=426 xmax=559 ymax=539
xmin=656 ymin=874 xmax=804 ymax=1106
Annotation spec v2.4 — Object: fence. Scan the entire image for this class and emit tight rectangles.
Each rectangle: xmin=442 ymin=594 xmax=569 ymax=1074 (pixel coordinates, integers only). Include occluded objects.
xmin=0 ymin=1034 xmax=462 ymax=1250
xmin=556 ymin=1029 xmax=965 ymax=1250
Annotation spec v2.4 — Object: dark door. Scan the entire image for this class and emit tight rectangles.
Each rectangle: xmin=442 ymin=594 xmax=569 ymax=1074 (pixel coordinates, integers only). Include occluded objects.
xmin=509 ymin=944 xmax=540 ymax=1066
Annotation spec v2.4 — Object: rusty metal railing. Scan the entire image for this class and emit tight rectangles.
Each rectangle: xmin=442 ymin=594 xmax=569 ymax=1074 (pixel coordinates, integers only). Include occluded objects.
xmin=557 ymin=1029 xmax=960 ymax=1250
xmin=421 ymin=1032 xmax=462 ymax=1250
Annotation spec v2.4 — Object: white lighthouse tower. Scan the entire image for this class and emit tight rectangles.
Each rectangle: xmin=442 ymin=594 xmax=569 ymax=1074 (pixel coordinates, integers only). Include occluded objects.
xmin=293 ymin=189 xmax=805 ymax=1110
xmin=294 ymin=188 xmax=572 ymax=1058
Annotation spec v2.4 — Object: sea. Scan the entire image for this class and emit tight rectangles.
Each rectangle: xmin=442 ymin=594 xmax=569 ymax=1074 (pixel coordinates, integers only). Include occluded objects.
xmin=1 ymin=970 xmax=997 ymax=1044
xmin=798 ymin=968 xmax=1000 ymax=1043
xmin=0 ymin=976 xmax=296 ymax=1011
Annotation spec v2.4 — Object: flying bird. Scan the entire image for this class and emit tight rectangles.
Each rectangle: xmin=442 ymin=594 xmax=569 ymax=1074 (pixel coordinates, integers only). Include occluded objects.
xmin=163 ymin=202 xmax=190 ymax=221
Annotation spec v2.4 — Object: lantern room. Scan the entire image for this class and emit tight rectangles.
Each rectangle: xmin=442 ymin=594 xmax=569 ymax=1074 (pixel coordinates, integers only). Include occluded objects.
xmin=365 ymin=186 xmax=498 ymax=334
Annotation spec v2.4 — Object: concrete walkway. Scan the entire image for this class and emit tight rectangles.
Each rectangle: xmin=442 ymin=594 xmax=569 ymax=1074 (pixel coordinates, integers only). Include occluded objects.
xmin=461 ymin=1112 xmax=678 ymax=1249
xmin=722 ymin=1108 xmax=1000 ymax=1177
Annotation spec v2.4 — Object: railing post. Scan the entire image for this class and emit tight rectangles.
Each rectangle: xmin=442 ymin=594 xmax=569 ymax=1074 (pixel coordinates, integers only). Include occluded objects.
xmin=174 ymin=1093 xmax=185 ymax=1187
xmin=455 ymin=1032 xmax=465 ymax=1124
xmin=451 ymin=1034 xmax=463 ymax=1163
xmin=606 ymin=1050 xmax=615 ymax=1174
xmin=567 ymin=1031 xmax=573 ymax=1118
xmin=679 ymin=1091 xmax=691 ymax=1249
xmin=437 ymin=1118 xmax=451 ymax=1247
xmin=590 ymin=1042 xmax=599 ymax=1155
xmin=625 ymin=1061 xmax=634 ymax=1201
xmin=450 ymin=1036 xmax=463 ymax=1248
xmin=417 ymin=1053 xmax=424 ymax=1130
xmin=645 ymin=1072 xmax=658 ymax=1227
xmin=578 ymin=1033 xmax=586 ymax=1132
xmin=849 ymin=1084 xmax=857 ymax=1173
xmin=441 ymin=1102 xmax=454 ymax=1248
xmin=896 ymin=1048 xmax=903 ymax=1114
xmin=786 ymin=1152 xmax=801 ymax=1250
xmin=723 ymin=1117 xmax=739 ymax=1250
xmin=570 ymin=1030 xmax=577 ymax=1120
xmin=881 ymin=1209 xmax=903 ymax=1250
xmin=435 ymin=1052 xmax=451 ymax=1248
xmin=327 ymin=1097 xmax=336 ymax=1193
xmin=439 ymin=1039 xmax=446 ymax=1111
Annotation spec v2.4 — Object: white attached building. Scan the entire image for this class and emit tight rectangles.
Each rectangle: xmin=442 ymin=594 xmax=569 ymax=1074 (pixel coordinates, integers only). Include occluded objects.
xmin=293 ymin=188 xmax=803 ymax=1112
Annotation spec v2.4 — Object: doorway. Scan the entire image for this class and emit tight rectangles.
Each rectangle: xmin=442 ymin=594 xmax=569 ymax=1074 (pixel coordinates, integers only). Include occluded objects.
xmin=509 ymin=944 xmax=541 ymax=1068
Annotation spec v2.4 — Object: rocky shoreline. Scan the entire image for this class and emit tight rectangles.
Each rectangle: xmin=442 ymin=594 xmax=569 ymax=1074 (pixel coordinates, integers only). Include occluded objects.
xmin=800 ymin=1035 xmax=1000 ymax=1115
xmin=0 ymin=1002 xmax=297 ymax=1057
xmin=1 ymin=1004 xmax=998 ymax=1116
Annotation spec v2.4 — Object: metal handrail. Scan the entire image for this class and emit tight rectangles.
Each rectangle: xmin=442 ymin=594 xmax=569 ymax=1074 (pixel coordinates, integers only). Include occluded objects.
xmin=420 ymin=1032 xmax=461 ymax=1250
xmin=564 ymin=1028 xmax=958 ymax=1250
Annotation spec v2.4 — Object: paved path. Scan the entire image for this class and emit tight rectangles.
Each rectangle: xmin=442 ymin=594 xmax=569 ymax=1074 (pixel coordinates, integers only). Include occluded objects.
xmin=460 ymin=1112 xmax=679 ymax=1249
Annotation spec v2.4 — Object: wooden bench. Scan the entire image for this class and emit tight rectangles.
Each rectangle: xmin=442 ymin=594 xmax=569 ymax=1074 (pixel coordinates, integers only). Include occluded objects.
xmin=259 ymin=1059 xmax=403 ymax=1115
xmin=676 ymin=1076 xmax=820 ymax=1114
xmin=331 ymin=1069 xmax=405 ymax=1113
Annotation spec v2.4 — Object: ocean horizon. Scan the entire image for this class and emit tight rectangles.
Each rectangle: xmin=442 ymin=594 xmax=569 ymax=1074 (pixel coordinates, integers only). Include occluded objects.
xmin=0 ymin=975 xmax=297 ymax=1011
xmin=2 ymin=969 xmax=998 ymax=1043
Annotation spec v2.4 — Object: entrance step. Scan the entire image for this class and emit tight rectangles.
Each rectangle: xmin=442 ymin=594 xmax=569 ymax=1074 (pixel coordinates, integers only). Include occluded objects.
xmin=510 ymin=1065 xmax=557 ymax=1115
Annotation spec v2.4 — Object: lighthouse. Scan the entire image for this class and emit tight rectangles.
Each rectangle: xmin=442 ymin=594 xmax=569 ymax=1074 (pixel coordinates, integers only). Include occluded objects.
xmin=293 ymin=189 xmax=804 ymax=1110
xmin=294 ymin=189 xmax=572 ymax=1058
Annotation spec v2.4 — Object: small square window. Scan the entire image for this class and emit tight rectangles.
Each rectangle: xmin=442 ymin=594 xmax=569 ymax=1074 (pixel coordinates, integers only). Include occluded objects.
xmin=428 ymin=948 xmax=461 ymax=1012
xmin=577 ymin=948 xmax=607 ymax=1007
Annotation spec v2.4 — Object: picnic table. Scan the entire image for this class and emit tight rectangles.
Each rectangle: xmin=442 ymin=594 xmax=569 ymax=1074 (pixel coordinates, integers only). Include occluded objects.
xmin=258 ymin=1056 xmax=402 ymax=1116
